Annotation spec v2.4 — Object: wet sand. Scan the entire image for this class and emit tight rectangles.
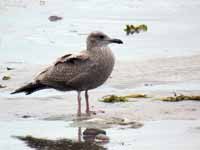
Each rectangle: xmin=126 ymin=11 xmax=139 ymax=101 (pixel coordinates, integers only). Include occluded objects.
xmin=1 ymin=0 xmax=200 ymax=149
xmin=1 ymin=54 xmax=200 ymax=120
xmin=1 ymin=55 xmax=200 ymax=149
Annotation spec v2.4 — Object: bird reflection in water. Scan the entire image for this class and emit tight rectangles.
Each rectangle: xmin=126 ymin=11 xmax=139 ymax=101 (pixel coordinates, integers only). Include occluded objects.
xmin=16 ymin=127 xmax=109 ymax=150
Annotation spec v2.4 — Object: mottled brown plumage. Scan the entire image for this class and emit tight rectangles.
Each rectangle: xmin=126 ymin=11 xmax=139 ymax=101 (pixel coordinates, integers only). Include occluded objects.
xmin=11 ymin=31 xmax=123 ymax=116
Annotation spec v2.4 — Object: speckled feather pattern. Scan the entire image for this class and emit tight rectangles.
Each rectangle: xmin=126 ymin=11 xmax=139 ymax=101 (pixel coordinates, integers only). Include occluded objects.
xmin=36 ymin=46 xmax=115 ymax=91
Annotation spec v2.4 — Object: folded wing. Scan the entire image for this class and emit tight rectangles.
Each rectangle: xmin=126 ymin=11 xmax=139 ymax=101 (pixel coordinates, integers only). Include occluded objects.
xmin=35 ymin=52 xmax=94 ymax=90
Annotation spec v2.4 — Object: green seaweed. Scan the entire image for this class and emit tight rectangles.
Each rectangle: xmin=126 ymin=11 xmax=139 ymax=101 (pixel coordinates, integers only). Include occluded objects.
xmin=158 ymin=94 xmax=200 ymax=102
xmin=138 ymin=24 xmax=148 ymax=31
xmin=100 ymin=94 xmax=148 ymax=103
xmin=124 ymin=24 xmax=131 ymax=33
xmin=124 ymin=24 xmax=148 ymax=35
xmin=100 ymin=95 xmax=128 ymax=103
xmin=124 ymin=94 xmax=148 ymax=98
xmin=2 ymin=76 xmax=11 ymax=80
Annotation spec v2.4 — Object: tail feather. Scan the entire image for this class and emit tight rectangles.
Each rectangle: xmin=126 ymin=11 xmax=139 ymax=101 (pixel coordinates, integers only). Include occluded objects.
xmin=11 ymin=82 xmax=47 ymax=95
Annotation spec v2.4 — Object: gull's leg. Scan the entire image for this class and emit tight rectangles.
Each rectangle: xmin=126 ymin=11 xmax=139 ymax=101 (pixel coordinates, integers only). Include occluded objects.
xmin=85 ymin=90 xmax=104 ymax=115
xmin=77 ymin=91 xmax=81 ymax=116
xmin=85 ymin=90 xmax=90 ymax=114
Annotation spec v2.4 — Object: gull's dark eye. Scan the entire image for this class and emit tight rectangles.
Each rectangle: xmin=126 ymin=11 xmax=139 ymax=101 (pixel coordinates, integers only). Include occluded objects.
xmin=99 ymin=35 xmax=105 ymax=39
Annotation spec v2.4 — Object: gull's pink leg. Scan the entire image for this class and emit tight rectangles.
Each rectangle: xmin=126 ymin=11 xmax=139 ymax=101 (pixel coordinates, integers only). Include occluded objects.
xmin=85 ymin=90 xmax=104 ymax=115
xmin=85 ymin=90 xmax=90 ymax=114
xmin=77 ymin=91 xmax=81 ymax=116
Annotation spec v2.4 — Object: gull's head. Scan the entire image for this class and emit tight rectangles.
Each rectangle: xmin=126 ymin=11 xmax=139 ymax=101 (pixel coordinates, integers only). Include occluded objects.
xmin=87 ymin=31 xmax=123 ymax=50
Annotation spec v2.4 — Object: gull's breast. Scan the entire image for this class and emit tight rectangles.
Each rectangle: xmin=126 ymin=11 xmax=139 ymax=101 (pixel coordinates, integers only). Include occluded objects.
xmin=85 ymin=47 xmax=115 ymax=90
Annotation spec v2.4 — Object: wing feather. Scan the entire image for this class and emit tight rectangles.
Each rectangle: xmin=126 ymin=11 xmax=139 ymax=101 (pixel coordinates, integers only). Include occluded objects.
xmin=54 ymin=53 xmax=89 ymax=66
xmin=37 ymin=52 xmax=92 ymax=90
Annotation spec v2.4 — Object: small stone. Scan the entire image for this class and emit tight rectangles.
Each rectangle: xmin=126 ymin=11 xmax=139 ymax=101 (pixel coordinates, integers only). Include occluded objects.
xmin=191 ymin=108 xmax=197 ymax=111
xmin=6 ymin=67 xmax=14 ymax=70
xmin=22 ymin=115 xmax=31 ymax=118
xmin=95 ymin=134 xmax=109 ymax=143
xmin=144 ymin=83 xmax=152 ymax=86
xmin=2 ymin=76 xmax=11 ymax=80
xmin=48 ymin=15 xmax=63 ymax=22
xmin=0 ymin=84 xmax=6 ymax=88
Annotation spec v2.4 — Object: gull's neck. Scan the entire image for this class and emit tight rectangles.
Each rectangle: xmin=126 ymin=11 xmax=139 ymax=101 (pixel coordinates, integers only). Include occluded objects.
xmin=87 ymin=44 xmax=109 ymax=52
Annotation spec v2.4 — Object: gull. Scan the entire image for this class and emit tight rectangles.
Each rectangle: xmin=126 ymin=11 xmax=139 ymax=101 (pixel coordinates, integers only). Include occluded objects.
xmin=11 ymin=31 xmax=123 ymax=116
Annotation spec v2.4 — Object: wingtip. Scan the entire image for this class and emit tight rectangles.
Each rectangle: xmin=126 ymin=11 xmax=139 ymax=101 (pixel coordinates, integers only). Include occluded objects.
xmin=10 ymin=91 xmax=30 ymax=95
xmin=10 ymin=91 xmax=17 ymax=94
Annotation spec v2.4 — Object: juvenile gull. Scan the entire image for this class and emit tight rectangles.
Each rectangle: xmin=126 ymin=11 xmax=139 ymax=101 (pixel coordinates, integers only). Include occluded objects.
xmin=11 ymin=31 xmax=123 ymax=116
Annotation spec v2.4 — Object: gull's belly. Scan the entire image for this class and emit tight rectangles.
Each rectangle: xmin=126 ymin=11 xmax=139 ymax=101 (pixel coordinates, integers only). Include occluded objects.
xmin=80 ymin=57 xmax=114 ymax=90
xmin=85 ymin=62 xmax=114 ymax=90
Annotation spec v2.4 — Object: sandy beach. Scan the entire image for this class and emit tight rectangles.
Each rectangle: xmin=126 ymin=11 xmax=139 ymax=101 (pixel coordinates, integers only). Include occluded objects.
xmin=1 ymin=0 xmax=200 ymax=149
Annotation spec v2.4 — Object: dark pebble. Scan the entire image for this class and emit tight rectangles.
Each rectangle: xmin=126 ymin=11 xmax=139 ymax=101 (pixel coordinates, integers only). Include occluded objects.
xmin=48 ymin=15 xmax=63 ymax=22
xmin=0 ymin=84 xmax=6 ymax=88
xmin=6 ymin=67 xmax=14 ymax=70
xmin=22 ymin=115 xmax=31 ymax=118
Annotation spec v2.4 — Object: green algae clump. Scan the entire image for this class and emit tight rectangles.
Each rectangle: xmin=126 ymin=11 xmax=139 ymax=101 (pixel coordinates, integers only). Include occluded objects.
xmin=159 ymin=95 xmax=200 ymax=102
xmin=100 ymin=95 xmax=128 ymax=103
xmin=124 ymin=94 xmax=148 ymax=98
xmin=138 ymin=24 xmax=148 ymax=31
xmin=100 ymin=94 xmax=148 ymax=103
xmin=124 ymin=24 xmax=148 ymax=35
xmin=2 ymin=76 xmax=11 ymax=80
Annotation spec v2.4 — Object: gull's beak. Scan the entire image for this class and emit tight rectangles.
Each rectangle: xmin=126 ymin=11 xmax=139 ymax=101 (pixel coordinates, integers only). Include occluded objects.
xmin=109 ymin=38 xmax=123 ymax=44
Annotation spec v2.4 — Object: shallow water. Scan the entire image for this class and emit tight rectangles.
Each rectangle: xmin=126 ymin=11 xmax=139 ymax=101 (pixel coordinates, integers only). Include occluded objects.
xmin=1 ymin=119 xmax=200 ymax=150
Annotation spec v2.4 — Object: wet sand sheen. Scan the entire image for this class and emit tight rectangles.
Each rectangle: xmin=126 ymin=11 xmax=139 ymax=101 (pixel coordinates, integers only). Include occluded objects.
xmin=0 ymin=120 xmax=200 ymax=150
xmin=0 ymin=0 xmax=200 ymax=149
xmin=1 ymin=54 xmax=200 ymax=121
xmin=1 ymin=54 xmax=200 ymax=91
